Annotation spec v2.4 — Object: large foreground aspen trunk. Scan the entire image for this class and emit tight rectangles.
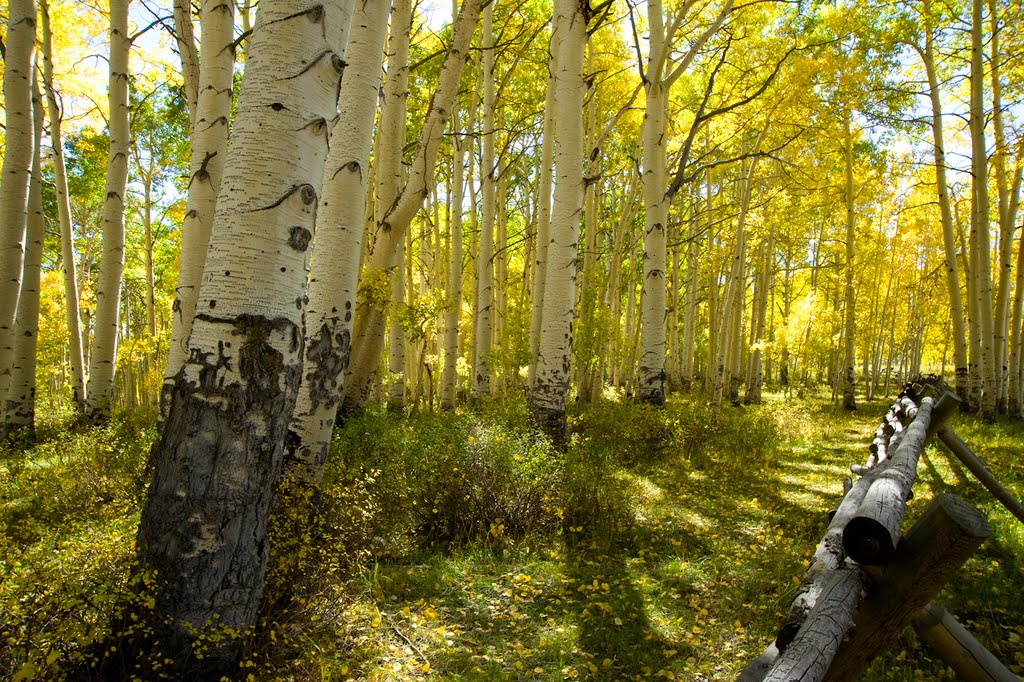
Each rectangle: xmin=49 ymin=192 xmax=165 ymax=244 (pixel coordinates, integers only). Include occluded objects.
xmin=131 ymin=0 xmax=347 ymax=674
xmin=529 ymin=0 xmax=585 ymax=444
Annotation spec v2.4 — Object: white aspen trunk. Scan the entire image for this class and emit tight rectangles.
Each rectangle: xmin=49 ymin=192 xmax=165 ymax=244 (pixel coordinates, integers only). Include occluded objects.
xmin=39 ymin=0 xmax=87 ymax=412
xmin=0 ymin=0 xmax=37 ymax=414
xmin=727 ymin=248 xmax=745 ymax=405
xmin=969 ymin=0 xmax=997 ymax=419
xmin=473 ymin=2 xmax=495 ymax=401
xmin=529 ymin=0 xmax=585 ymax=444
xmin=133 ymin=0 xmax=348 ymax=671
xmin=989 ymin=0 xmax=1012 ymax=411
xmin=919 ymin=4 xmax=969 ymax=407
xmin=604 ymin=167 xmax=640 ymax=391
xmin=342 ymin=0 xmax=487 ymax=411
xmin=528 ymin=43 xmax=556 ymax=391
xmin=85 ymin=0 xmax=130 ymax=421
xmin=380 ymin=0 xmax=413 ymax=412
xmin=138 ymin=168 xmax=157 ymax=338
xmin=440 ymin=106 xmax=466 ymax=409
xmin=388 ymin=239 xmax=407 ymax=409
xmin=667 ymin=217 xmax=682 ymax=391
xmin=5 ymin=78 xmax=45 ymax=435
xmin=680 ymin=207 xmax=700 ymax=388
xmin=163 ymin=0 xmax=238 ymax=414
xmin=172 ymin=0 xmax=199 ymax=123
xmin=842 ymin=109 xmax=857 ymax=410
xmin=495 ymin=160 xmax=508 ymax=393
xmin=745 ymin=224 xmax=773 ymax=405
xmin=579 ymin=42 xmax=602 ymax=402
xmin=282 ymin=0 xmax=389 ymax=485
xmin=637 ymin=0 xmax=669 ymax=405
xmin=712 ymin=142 xmax=761 ymax=409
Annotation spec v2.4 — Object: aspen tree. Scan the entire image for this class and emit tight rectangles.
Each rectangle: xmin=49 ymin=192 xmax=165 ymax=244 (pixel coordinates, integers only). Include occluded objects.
xmin=5 ymin=77 xmax=45 ymax=435
xmin=342 ymin=0 xmax=489 ymax=411
xmin=473 ymin=1 xmax=496 ymax=401
xmin=132 ymin=0 xmax=349 ymax=671
xmin=635 ymin=0 xmax=730 ymax=405
xmin=711 ymin=132 xmax=762 ymax=410
xmin=381 ymin=0 xmax=413 ymax=412
xmin=679 ymin=203 xmax=701 ymax=388
xmin=0 ymin=0 xmax=37 ymax=411
xmin=39 ymin=0 xmax=87 ymax=412
xmin=987 ymin=0 xmax=1011 ymax=405
xmin=913 ymin=0 xmax=968 ymax=408
xmin=841 ymin=108 xmax=857 ymax=410
xmin=85 ymin=0 xmax=130 ymax=421
xmin=163 ymin=0 xmax=237 ymax=413
xmin=637 ymin=0 xmax=670 ymax=405
xmin=440 ymin=103 xmax=466 ymax=409
xmin=969 ymin=0 xmax=997 ymax=419
xmin=172 ymin=0 xmax=199 ymax=123
xmin=527 ymin=48 xmax=556 ymax=390
xmin=745 ymin=222 xmax=774 ymax=405
xmin=529 ymin=0 xmax=585 ymax=442
xmin=282 ymin=0 xmax=389 ymax=485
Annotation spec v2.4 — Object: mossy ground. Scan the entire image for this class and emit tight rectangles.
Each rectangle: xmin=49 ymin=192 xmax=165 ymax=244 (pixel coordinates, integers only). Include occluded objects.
xmin=1 ymin=391 xmax=1021 ymax=680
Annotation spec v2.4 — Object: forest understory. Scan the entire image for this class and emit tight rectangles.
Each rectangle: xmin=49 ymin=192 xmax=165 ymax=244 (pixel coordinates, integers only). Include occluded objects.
xmin=1 ymin=391 xmax=1021 ymax=681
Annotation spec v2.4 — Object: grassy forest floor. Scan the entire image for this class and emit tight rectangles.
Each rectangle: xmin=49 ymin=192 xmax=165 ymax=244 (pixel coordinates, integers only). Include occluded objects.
xmin=1 ymin=390 xmax=1022 ymax=680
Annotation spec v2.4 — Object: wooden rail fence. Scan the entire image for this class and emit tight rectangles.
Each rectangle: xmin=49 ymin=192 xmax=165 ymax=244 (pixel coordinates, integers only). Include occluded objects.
xmin=737 ymin=377 xmax=1022 ymax=682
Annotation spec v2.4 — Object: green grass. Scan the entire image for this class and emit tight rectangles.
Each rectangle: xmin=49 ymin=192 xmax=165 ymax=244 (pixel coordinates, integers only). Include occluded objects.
xmin=1 ymin=394 xmax=1022 ymax=680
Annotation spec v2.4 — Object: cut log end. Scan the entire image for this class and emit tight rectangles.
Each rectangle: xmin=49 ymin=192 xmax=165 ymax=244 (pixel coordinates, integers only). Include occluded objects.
xmin=843 ymin=516 xmax=895 ymax=565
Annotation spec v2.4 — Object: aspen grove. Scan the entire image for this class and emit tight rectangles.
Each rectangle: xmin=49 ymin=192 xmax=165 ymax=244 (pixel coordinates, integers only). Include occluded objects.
xmin=2 ymin=0 xmax=1024 ymax=678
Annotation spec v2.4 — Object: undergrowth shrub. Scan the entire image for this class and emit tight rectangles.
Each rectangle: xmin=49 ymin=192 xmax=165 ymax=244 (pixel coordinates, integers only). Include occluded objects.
xmin=0 ymin=409 xmax=155 ymax=679
xmin=410 ymin=423 xmax=561 ymax=546
xmin=330 ymin=404 xmax=562 ymax=550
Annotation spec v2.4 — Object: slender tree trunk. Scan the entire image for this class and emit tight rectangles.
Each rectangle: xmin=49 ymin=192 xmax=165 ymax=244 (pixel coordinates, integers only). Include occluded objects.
xmin=380 ymin=0 xmax=413 ymax=412
xmin=440 ymin=106 xmax=466 ymax=409
xmin=39 ymin=0 xmax=87 ymax=413
xmin=528 ymin=47 xmax=556 ymax=390
xmin=143 ymin=173 xmax=157 ymax=338
xmin=163 ymin=0 xmax=238 ymax=415
xmin=5 ymin=77 xmax=44 ymax=436
xmin=85 ymin=0 xmax=131 ymax=421
xmin=842 ymin=109 xmax=857 ymax=411
xmin=0 ymin=0 xmax=37 ymax=415
xmin=132 ymin=0 xmax=348 ymax=672
xmin=969 ymin=0 xmax=997 ymax=419
xmin=988 ymin=0 xmax=1012 ymax=411
xmin=680 ymin=209 xmax=700 ymax=388
xmin=637 ymin=0 xmax=669 ymax=405
xmin=473 ymin=2 xmax=495 ymax=401
xmin=282 ymin=0 xmax=389 ymax=485
xmin=918 ymin=5 xmax=969 ymax=408
xmin=172 ymin=0 xmax=199 ymax=123
xmin=342 ymin=0 xmax=487 ymax=412
xmin=712 ymin=135 xmax=761 ymax=409
xmin=529 ymin=0 xmax=585 ymax=444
